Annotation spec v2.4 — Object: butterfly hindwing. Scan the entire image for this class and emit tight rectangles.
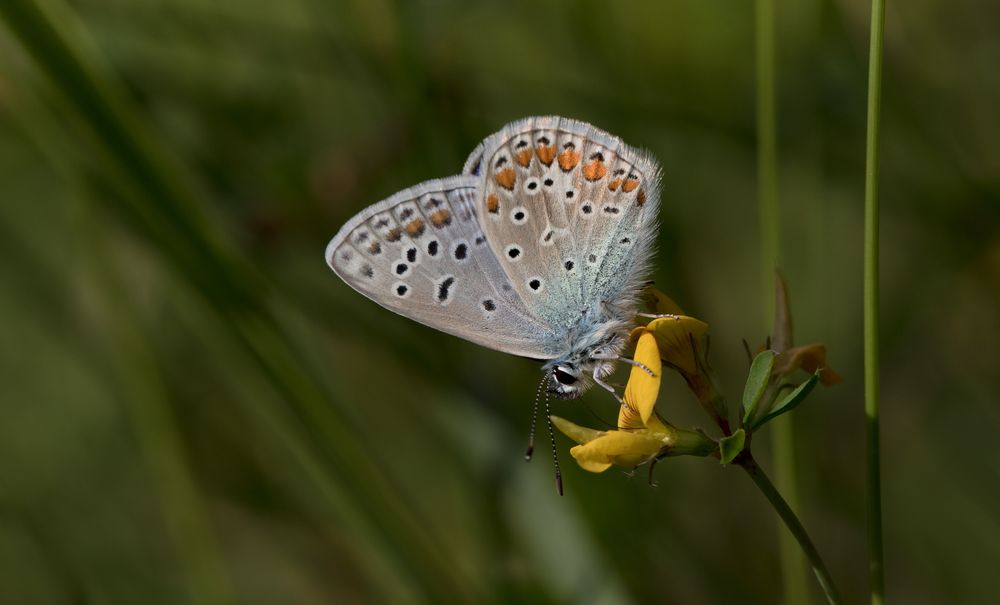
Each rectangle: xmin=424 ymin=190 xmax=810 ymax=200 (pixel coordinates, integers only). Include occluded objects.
xmin=327 ymin=176 xmax=561 ymax=359
xmin=465 ymin=116 xmax=662 ymax=332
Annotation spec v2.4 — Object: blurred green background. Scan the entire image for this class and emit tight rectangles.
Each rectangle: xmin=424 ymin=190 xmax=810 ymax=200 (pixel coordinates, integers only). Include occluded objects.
xmin=1 ymin=0 xmax=998 ymax=603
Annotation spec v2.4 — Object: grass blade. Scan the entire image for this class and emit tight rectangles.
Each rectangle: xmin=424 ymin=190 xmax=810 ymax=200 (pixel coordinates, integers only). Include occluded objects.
xmin=863 ymin=0 xmax=887 ymax=602
xmin=755 ymin=0 xmax=809 ymax=601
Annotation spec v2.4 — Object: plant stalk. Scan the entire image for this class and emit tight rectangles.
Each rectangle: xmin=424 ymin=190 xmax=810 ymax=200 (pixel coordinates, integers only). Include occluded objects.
xmin=863 ymin=0 xmax=887 ymax=602
xmin=739 ymin=453 xmax=842 ymax=605
xmin=755 ymin=0 xmax=808 ymax=601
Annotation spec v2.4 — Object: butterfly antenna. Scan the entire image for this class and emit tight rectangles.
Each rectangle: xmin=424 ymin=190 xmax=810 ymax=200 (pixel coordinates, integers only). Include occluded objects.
xmin=525 ymin=373 xmax=546 ymax=461
xmin=544 ymin=387 xmax=564 ymax=496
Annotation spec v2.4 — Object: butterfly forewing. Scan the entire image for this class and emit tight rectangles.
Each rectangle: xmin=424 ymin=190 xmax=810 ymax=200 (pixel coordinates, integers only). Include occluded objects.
xmin=466 ymin=117 xmax=662 ymax=331
xmin=327 ymin=176 xmax=560 ymax=359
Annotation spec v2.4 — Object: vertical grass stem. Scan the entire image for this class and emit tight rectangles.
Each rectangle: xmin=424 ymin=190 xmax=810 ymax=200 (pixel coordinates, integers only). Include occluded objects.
xmin=863 ymin=0 xmax=887 ymax=602
xmin=756 ymin=0 xmax=809 ymax=602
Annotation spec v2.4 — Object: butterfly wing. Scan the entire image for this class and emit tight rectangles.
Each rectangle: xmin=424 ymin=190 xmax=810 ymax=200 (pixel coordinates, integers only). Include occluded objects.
xmin=463 ymin=116 xmax=662 ymax=331
xmin=326 ymin=175 xmax=562 ymax=359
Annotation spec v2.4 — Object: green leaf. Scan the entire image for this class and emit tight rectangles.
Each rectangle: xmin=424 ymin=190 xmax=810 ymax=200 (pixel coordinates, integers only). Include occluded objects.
xmin=718 ymin=429 xmax=746 ymax=465
xmin=751 ymin=371 xmax=821 ymax=430
xmin=741 ymin=350 xmax=775 ymax=424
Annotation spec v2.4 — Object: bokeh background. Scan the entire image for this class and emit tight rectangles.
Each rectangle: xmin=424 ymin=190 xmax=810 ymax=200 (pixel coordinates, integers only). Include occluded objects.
xmin=1 ymin=0 xmax=998 ymax=603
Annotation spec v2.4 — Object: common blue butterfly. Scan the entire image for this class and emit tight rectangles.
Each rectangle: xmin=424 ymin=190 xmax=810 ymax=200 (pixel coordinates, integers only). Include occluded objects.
xmin=326 ymin=116 xmax=662 ymax=400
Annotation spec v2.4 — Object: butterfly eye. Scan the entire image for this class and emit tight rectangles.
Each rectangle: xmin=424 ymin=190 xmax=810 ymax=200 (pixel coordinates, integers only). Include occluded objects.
xmin=553 ymin=367 xmax=578 ymax=386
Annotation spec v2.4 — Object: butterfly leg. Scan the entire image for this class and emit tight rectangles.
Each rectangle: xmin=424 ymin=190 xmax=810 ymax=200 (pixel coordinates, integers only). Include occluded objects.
xmin=647 ymin=456 xmax=660 ymax=487
xmin=590 ymin=352 xmax=656 ymax=377
xmin=616 ymin=356 xmax=656 ymax=377
xmin=591 ymin=368 xmax=623 ymax=403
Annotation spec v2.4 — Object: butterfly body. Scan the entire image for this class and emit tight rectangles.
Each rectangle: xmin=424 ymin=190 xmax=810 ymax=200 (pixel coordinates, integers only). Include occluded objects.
xmin=327 ymin=116 xmax=661 ymax=399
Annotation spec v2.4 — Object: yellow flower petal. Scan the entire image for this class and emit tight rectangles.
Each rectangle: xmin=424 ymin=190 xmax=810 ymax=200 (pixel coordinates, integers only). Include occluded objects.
xmin=618 ymin=401 xmax=673 ymax=434
xmin=643 ymin=286 xmax=686 ymax=315
xmin=645 ymin=316 xmax=709 ymax=376
xmin=550 ymin=415 xmax=603 ymax=445
xmin=643 ymin=413 xmax=672 ymax=434
xmin=569 ymin=430 xmax=666 ymax=472
xmin=622 ymin=331 xmax=662 ymax=428
xmin=570 ymin=447 xmax=614 ymax=473
xmin=617 ymin=399 xmax=643 ymax=430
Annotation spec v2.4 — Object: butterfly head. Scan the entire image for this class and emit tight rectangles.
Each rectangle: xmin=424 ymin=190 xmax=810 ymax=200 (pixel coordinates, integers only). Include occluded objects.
xmin=548 ymin=363 xmax=585 ymax=399
xmin=545 ymin=327 xmax=629 ymax=399
xmin=546 ymin=358 xmax=617 ymax=399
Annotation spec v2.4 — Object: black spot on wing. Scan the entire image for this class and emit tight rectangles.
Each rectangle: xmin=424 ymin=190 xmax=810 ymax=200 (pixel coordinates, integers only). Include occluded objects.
xmin=437 ymin=276 xmax=455 ymax=302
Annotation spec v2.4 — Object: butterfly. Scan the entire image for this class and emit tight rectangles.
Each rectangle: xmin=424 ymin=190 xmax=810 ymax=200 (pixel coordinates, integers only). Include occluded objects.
xmin=326 ymin=116 xmax=661 ymax=400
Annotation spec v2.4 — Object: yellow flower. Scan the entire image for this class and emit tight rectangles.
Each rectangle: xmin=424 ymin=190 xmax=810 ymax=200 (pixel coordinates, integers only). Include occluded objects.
xmin=642 ymin=286 xmax=686 ymax=316
xmin=552 ymin=327 xmax=715 ymax=473
xmin=632 ymin=316 xmax=709 ymax=377
xmin=635 ymin=315 xmax=729 ymax=430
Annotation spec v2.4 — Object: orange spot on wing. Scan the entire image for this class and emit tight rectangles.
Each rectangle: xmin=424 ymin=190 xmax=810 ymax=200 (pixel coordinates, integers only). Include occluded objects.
xmin=637 ymin=189 xmax=647 ymax=206
xmin=583 ymin=160 xmax=607 ymax=181
xmin=405 ymin=219 xmax=426 ymax=237
xmin=558 ymin=149 xmax=580 ymax=172
xmin=495 ymin=168 xmax=516 ymax=190
xmin=515 ymin=149 xmax=533 ymax=167
xmin=536 ymin=145 xmax=556 ymax=165
xmin=386 ymin=227 xmax=402 ymax=242
xmin=430 ymin=209 xmax=452 ymax=227
xmin=622 ymin=179 xmax=640 ymax=192
xmin=486 ymin=194 xmax=499 ymax=214
xmin=608 ymin=178 xmax=622 ymax=191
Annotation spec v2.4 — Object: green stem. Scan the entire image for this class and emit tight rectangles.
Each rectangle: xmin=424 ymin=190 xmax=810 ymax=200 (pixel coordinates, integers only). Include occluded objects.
xmin=755 ymin=0 xmax=808 ymax=601
xmin=739 ymin=454 xmax=842 ymax=605
xmin=769 ymin=422 xmax=808 ymax=601
xmin=863 ymin=0 xmax=887 ymax=603
xmin=756 ymin=0 xmax=779 ymax=298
